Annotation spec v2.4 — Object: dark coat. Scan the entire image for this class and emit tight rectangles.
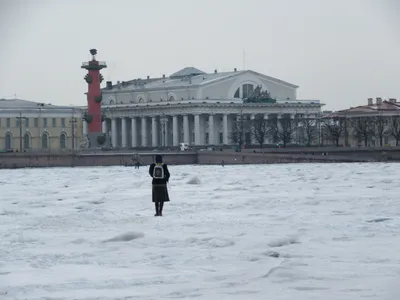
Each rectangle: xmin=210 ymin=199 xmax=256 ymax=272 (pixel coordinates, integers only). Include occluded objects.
xmin=149 ymin=163 xmax=170 ymax=203
xmin=149 ymin=163 xmax=170 ymax=185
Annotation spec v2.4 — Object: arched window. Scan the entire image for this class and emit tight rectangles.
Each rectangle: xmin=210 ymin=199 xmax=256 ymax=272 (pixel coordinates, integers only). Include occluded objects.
xmin=24 ymin=133 xmax=30 ymax=150
xmin=138 ymin=97 xmax=144 ymax=103
xmin=60 ymin=133 xmax=67 ymax=149
xmin=242 ymin=84 xmax=254 ymax=99
xmin=5 ymin=133 xmax=12 ymax=149
xmin=42 ymin=133 xmax=49 ymax=149
xmin=234 ymin=88 xmax=240 ymax=98
xmin=109 ymin=99 xmax=115 ymax=105
xmin=168 ymin=96 xmax=175 ymax=102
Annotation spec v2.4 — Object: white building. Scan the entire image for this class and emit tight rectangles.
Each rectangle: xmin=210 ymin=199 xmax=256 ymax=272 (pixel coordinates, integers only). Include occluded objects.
xmin=86 ymin=67 xmax=322 ymax=148
xmin=0 ymin=99 xmax=83 ymax=152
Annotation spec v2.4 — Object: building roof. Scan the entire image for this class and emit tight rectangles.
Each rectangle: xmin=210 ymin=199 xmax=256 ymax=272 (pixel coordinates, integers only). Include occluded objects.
xmin=102 ymin=67 xmax=298 ymax=92
xmin=337 ymin=100 xmax=400 ymax=114
xmin=0 ymin=98 xmax=75 ymax=110
xmin=169 ymin=67 xmax=206 ymax=78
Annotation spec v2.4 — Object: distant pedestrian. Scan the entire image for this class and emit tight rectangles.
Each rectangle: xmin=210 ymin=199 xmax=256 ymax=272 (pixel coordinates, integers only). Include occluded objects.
xmin=149 ymin=155 xmax=170 ymax=216
xmin=135 ymin=161 xmax=140 ymax=169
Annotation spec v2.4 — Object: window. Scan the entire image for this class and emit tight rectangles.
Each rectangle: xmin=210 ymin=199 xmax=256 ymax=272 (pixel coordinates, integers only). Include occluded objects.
xmin=219 ymin=132 xmax=223 ymax=144
xmin=34 ymin=118 xmax=39 ymax=127
xmin=41 ymin=133 xmax=49 ymax=149
xmin=61 ymin=118 xmax=65 ymax=127
xmin=25 ymin=118 xmax=29 ymax=127
xmin=60 ymin=133 xmax=67 ymax=149
xmin=24 ymin=134 xmax=30 ymax=149
xmin=245 ymin=132 xmax=251 ymax=145
xmin=43 ymin=118 xmax=47 ymax=128
xmin=6 ymin=118 xmax=10 ymax=128
xmin=242 ymin=84 xmax=254 ymax=99
xmin=234 ymin=88 xmax=240 ymax=98
xmin=205 ymin=133 xmax=209 ymax=144
xmin=52 ymin=118 xmax=56 ymax=127
xmin=5 ymin=133 xmax=12 ymax=149
xmin=168 ymin=96 xmax=175 ymax=102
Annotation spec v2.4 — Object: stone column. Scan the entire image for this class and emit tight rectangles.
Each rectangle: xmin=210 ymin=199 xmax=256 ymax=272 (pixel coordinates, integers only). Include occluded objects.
xmin=208 ymin=114 xmax=214 ymax=145
xmin=290 ymin=114 xmax=297 ymax=143
xmin=264 ymin=114 xmax=270 ymax=144
xmin=172 ymin=115 xmax=179 ymax=146
xmin=194 ymin=114 xmax=201 ymax=145
xmin=151 ymin=117 xmax=158 ymax=147
xmin=250 ymin=114 xmax=256 ymax=145
xmin=111 ymin=118 xmax=117 ymax=147
xmin=183 ymin=115 xmax=189 ymax=144
xmin=277 ymin=114 xmax=283 ymax=145
xmin=83 ymin=120 xmax=88 ymax=136
xmin=121 ymin=117 xmax=127 ymax=148
xmin=141 ymin=117 xmax=147 ymax=147
xmin=102 ymin=120 xmax=107 ymax=134
xmin=131 ymin=117 xmax=137 ymax=147
xmin=223 ymin=114 xmax=229 ymax=145
xmin=164 ymin=118 xmax=169 ymax=146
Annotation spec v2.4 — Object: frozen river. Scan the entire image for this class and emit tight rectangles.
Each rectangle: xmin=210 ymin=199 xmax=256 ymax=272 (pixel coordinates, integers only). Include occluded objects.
xmin=0 ymin=163 xmax=399 ymax=300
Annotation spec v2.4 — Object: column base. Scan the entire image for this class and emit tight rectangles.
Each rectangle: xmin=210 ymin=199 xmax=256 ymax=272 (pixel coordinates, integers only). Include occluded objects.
xmin=84 ymin=132 xmax=109 ymax=148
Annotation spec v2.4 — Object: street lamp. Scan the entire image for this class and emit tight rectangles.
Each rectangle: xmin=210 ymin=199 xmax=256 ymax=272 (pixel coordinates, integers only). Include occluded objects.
xmin=69 ymin=109 xmax=77 ymax=153
xmin=16 ymin=111 xmax=25 ymax=152
xmin=160 ymin=114 xmax=168 ymax=147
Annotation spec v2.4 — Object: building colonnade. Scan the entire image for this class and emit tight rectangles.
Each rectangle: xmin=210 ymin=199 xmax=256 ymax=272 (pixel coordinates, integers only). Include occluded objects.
xmin=82 ymin=113 xmax=301 ymax=148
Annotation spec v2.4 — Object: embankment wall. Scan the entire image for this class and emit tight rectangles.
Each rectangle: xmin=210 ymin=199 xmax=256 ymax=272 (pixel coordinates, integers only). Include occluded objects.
xmin=0 ymin=148 xmax=390 ymax=169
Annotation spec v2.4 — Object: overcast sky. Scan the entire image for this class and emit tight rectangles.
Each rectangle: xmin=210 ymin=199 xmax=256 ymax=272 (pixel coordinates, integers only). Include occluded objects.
xmin=0 ymin=0 xmax=398 ymax=111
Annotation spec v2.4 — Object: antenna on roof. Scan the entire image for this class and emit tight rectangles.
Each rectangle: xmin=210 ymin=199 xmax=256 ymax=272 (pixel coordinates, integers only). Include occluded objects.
xmin=242 ymin=49 xmax=246 ymax=70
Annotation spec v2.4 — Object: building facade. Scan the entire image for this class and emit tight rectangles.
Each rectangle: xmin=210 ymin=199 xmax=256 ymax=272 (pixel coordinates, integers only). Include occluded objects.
xmin=83 ymin=67 xmax=323 ymax=148
xmin=331 ymin=97 xmax=400 ymax=147
xmin=0 ymin=99 xmax=83 ymax=152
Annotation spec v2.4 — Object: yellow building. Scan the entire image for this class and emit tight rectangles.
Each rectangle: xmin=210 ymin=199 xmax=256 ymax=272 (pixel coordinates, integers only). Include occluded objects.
xmin=0 ymin=99 xmax=83 ymax=152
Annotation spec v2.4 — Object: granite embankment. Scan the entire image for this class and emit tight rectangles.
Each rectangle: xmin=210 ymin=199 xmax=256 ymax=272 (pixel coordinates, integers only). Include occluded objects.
xmin=0 ymin=147 xmax=398 ymax=169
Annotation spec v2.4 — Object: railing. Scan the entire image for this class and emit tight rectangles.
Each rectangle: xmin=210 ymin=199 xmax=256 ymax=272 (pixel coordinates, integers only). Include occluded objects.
xmin=81 ymin=61 xmax=107 ymax=67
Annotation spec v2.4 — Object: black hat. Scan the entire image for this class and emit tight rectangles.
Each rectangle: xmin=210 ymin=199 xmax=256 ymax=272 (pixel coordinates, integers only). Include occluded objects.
xmin=155 ymin=155 xmax=163 ymax=163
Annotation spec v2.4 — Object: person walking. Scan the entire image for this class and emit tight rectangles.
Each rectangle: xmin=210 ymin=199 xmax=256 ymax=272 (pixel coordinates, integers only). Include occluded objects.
xmin=149 ymin=154 xmax=170 ymax=216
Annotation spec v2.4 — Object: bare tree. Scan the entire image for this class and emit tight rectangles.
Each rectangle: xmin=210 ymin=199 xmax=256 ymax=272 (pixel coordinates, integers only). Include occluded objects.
xmin=352 ymin=117 xmax=375 ymax=147
xmin=268 ymin=115 xmax=297 ymax=147
xmin=301 ymin=115 xmax=317 ymax=146
xmin=230 ymin=115 xmax=249 ymax=151
xmin=388 ymin=116 xmax=400 ymax=146
xmin=250 ymin=117 xmax=270 ymax=148
xmin=373 ymin=115 xmax=388 ymax=147
xmin=322 ymin=116 xmax=345 ymax=147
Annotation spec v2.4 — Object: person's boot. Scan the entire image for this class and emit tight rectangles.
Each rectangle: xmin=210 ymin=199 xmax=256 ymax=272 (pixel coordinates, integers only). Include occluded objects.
xmin=155 ymin=203 xmax=159 ymax=216
xmin=159 ymin=203 xmax=164 ymax=216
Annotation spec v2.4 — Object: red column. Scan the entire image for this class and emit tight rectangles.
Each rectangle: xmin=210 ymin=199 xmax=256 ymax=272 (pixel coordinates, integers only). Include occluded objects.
xmin=86 ymin=66 xmax=102 ymax=133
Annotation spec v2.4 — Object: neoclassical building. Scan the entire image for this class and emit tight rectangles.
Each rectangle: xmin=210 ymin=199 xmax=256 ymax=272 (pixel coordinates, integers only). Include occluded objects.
xmin=0 ymin=99 xmax=83 ymax=152
xmin=89 ymin=67 xmax=323 ymax=148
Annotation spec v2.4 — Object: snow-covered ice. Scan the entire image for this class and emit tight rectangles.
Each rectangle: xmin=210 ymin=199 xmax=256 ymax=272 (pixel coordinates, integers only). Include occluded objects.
xmin=0 ymin=163 xmax=399 ymax=300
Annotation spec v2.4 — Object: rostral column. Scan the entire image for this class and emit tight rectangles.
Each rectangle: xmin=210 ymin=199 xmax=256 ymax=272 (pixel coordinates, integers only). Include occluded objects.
xmin=81 ymin=49 xmax=107 ymax=147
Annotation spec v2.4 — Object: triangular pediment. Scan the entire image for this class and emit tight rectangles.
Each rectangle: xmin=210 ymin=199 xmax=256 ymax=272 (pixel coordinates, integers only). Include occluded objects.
xmin=170 ymin=67 xmax=206 ymax=79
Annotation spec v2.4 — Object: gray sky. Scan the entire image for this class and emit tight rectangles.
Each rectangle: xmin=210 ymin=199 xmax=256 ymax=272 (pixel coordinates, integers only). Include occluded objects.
xmin=0 ymin=0 xmax=398 ymax=111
